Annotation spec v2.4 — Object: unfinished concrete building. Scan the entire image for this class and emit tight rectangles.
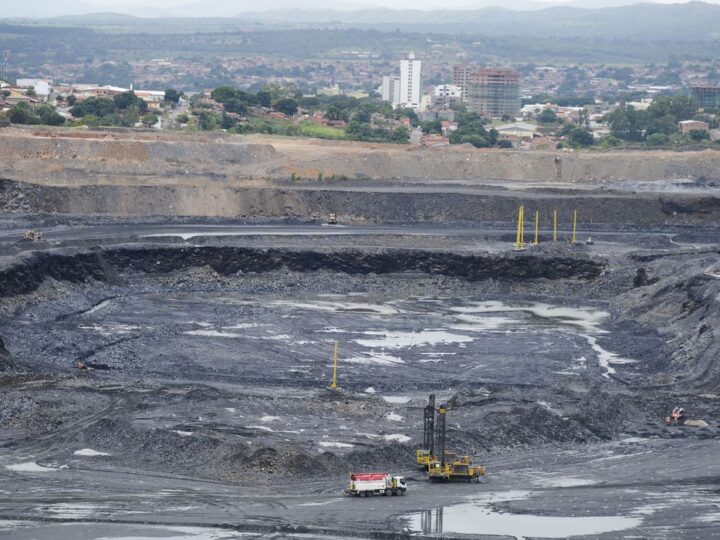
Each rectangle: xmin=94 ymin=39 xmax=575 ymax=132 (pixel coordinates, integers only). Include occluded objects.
xmin=453 ymin=65 xmax=520 ymax=118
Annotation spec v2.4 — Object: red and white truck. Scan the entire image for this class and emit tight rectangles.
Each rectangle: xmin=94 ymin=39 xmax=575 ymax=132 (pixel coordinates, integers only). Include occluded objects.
xmin=346 ymin=473 xmax=407 ymax=497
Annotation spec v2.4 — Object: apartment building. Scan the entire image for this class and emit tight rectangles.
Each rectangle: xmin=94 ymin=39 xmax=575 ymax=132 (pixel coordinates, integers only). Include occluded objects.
xmin=453 ymin=65 xmax=520 ymax=118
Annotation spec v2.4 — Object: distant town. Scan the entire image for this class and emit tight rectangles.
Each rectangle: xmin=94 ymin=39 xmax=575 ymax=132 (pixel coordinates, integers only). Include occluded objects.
xmin=2 ymin=49 xmax=719 ymax=149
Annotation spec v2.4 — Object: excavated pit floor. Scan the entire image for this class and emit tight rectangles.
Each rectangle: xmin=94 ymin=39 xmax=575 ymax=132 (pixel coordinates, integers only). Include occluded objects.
xmin=0 ymin=220 xmax=719 ymax=539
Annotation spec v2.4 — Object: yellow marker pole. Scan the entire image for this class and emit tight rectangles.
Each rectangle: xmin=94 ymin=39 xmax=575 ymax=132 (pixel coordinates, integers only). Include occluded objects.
xmin=553 ymin=210 xmax=557 ymax=242
xmin=572 ymin=210 xmax=577 ymax=243
xmin=330 ymin=340 xmax=338 ymax=389
xmin=515 ymin=205 xmax=525 ymax=250
xmin=515 ymin=206 xmax=521 ymax=249
xmin=533 ymin=210 xmax=539 ymax=245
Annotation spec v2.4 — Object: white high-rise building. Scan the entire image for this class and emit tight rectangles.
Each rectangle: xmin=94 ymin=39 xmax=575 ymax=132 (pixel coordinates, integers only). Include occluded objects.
xmin=399 ymin=52 xmax=421 ymax=110
xmin=391 ymin=77 xmax=401 ymax=107
xmin=381 ymin=76 xmax=392 ymax=102
xmin=380 ymin=75 xmax=402 ymax=107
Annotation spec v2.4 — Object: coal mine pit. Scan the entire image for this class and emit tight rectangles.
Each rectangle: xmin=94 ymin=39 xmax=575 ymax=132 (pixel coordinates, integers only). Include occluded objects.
xmin=1 ymin=233 xmax=719 ymax=540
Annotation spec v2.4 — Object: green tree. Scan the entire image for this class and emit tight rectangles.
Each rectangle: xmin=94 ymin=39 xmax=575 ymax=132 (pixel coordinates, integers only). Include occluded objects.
xmin=36 ymin=104 xmax=65 ymax=126
xmin=114 ymin=91 xmax=144 ymax=111
xmin=210 ymin=87 xmax=238 ymax=104
xmin=689 ymin=129 xmax=709 ymax=141
xmin=568 ymin=127 xmax=594 ymax=147
xmin=646 ymin=132 xmax=668 ymax=146
xmin=273 ymin=98 xmax=298 ymax=116
xmin=7 ymin=103 xmax=39 ymax=124
xmin=394 ymin=107 xmax=418 ymax=126
xmin=223 ymin=98 xmax=248 ymax=115
xmin=325 ymin=104 xmax=349 ymax=122
xmin=142 ymin=113 xmax=159 ymax=127
xmin=0 ymin=112 xmax=10 ymax=128
xmin=25 ymin=88 xmax=36 ymax=97
xmin=391 ymin=126 xmax=410 ymax=143
xmin=198 ymin=111 xmax=217 ymax=131
xmin=176 ymin=113 xmax=189 ymax=124
xmin=70 ymin=97 xmax=116 ymax=118
xmin=647 ymin=95 xmax=697 ymax=122
xmin=221 ymin=112 xmax=237 ymax=130
xmin=353 ymin=108 xmax=372 ymax=124
xmin=67 ymin=95 xmax=76 ymax=106
xmin=488 ymin=128 xmax=499 ymax=146
xmin=255 ymin=89 xmax=272 ymax=108
xmin=164 ymin=88 xmax=182 ymax=104
xmin=578 ymin=109 xmax=590 ymax=130
xmin=421 ymin=120 xmax=442 ymax=134
xmin=461 ymin=134 xmax=489 ymax=148
xmin=601 ymin=134 xmax=621 ymax=146
xmin=603 ymin=103 xmax=646 ymax=141
xmin=537 ymin=108 xmax=557 ymax=124
xmin=497 ymin=139 xmax=513 ymax=148
xmin=646 ymin=114 xmax=678 ymax=136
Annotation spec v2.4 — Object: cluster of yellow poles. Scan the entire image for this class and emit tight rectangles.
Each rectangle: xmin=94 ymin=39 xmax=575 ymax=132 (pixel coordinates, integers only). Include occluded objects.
xmin=515 ymin=206 xmax=577 ymax=250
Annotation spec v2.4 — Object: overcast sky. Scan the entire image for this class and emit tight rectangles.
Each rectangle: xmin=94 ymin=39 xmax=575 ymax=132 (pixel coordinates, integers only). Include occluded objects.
xmin=86 ymin=0 xmax=707 ymax=8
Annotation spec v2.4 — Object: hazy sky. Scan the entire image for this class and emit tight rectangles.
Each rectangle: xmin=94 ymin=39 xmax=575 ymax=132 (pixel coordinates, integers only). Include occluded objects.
xmin=86 ymin=0 xmax=707 ymax=8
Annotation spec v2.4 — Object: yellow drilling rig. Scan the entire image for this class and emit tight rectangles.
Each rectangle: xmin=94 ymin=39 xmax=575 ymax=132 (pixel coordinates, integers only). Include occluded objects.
xmin=416 ymin=394 xmax=485 ymax=482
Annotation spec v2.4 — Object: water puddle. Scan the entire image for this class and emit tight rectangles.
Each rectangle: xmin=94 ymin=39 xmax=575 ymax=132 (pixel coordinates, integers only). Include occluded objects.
xmin=185 ymin=329 xmax=244 ymax=338
xmin=383 ymin=433 xmax=411 ymax=442
xmin=73 ymin=448 xmax=110 ymax=457
xmin=409 ymin=500 xmax=641 ymax=538
xmin=271 ymin=300 xmax=400 ymax=316
xmin=382 ymin=396 xmax=412 ymax=404
xmin=532 ymin=476 xmax=597 ymax=488
xmin=5 ymin=462 xmax=61 ymax=473
xmin=584 ymin=335 xmax=636 ymax=378
xmin=318 ymin=441 xmax=354 ymax=448
xmin=449 ymin=301 xmax=610 ymax=333
xmin=78 ymin=324 xmax=144 ymax=335
xmin=85 ymin=298 xmax=112 ymax=315
xmin=343 ymin=353 xmax=404 ymax=366
xmin=354 ymin=330 xmax=473 ymax=349
xmin=42 ymin=502 xmax=100 ymax=519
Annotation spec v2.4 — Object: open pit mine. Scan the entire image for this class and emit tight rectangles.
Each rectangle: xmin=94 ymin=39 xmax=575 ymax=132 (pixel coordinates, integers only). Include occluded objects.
xmin=0 ymin=128 xmax=719 ymax=539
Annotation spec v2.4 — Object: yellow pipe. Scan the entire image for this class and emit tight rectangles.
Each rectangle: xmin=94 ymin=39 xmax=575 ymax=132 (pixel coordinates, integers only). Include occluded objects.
xmin=553 ymin=210 xmax=557 ymax=242
xmin=572 ymin=210 xmax=577 ymax=243
xmin=330 ymin=340 xmax=338 ymax=389
xmin=533 ymin=210 xmax=539 ymax=245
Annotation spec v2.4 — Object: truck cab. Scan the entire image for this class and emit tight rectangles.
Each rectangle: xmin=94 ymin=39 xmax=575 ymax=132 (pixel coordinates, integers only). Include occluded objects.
xmin=391 ymin=476 xmax=407 ymax=493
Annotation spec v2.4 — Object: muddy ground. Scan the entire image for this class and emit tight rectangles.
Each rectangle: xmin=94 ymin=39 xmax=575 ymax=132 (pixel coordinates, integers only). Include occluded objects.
xmin=0 ymin=216 xmax=719 ymax=539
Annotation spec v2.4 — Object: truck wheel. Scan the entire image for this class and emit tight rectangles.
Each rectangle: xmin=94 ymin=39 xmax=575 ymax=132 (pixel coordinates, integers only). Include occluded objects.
xmin=360 ymin=491 xmax=367 ymax=497
xmin=385 ymin=489 xmax=392 ymax=496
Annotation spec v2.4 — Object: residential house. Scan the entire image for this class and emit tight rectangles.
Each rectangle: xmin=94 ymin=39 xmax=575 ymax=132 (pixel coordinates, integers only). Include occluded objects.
xmin=495 ymin=122 xmax=538 ymax=143
xmin=16 ymin=79 xmax=51 ymax=97
xmin=678 ymin=120 xmax=709 ymax=134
